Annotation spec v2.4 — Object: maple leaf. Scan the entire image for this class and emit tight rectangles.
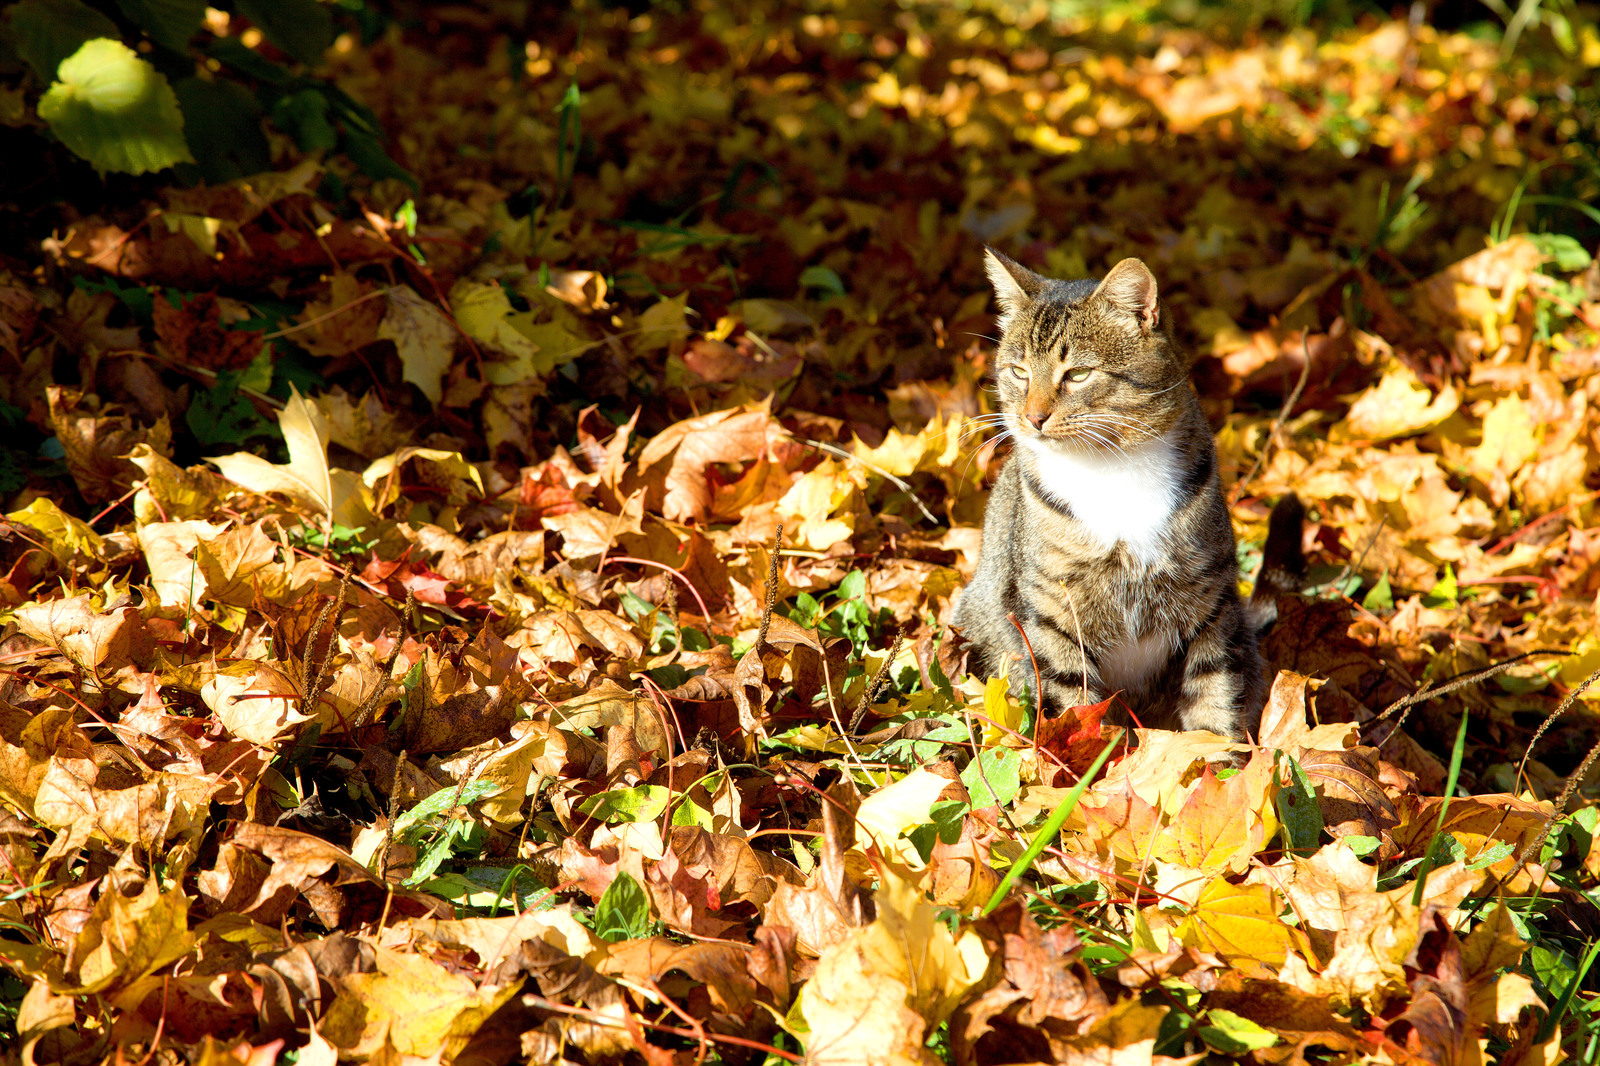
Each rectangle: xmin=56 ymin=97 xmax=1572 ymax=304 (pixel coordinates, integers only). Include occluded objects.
xmin=631 ymin=400 xmax=778 ymax=522
xmin=210 ymin=385 xmax=370 ymax=527
xmin=320 ymin=946 xmax=521 ymax=1058
xmin=799 ymin=866 xmax=989 ymax=1066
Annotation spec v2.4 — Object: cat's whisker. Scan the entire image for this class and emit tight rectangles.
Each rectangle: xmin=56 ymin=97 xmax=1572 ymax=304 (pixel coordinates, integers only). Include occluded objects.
xmin=958 ymin=429 xmax=1013 ymax=483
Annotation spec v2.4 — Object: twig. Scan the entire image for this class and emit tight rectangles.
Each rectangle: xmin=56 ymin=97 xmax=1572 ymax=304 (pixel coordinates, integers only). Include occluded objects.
xmin=1513 ymin=660 xmax=1600 ymax=792
xmin=1233 ymin=332 xmax=1314 ymax=500
xmin=602 ymin=555 xmax=713 ymax=620
xmin=379 ymin=750 xmax=407 ymax=882
xmin=1332 ymin=514 xmax=1389 ymax=595
xmin=1007 ymin=612 xmax=1047 ymax=714
xmin=1368 ymin=648 xmax=1566 ymax=740
xmin=757 ymin=525 xmax=782 ymax=650
xmin=792 ymin=436 xmax=942 ymax=526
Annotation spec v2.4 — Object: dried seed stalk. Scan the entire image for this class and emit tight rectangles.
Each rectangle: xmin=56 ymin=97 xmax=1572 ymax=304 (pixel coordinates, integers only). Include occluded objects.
xmin=849 ymin=627 xmax=903 ymax=734
xmin=300 ymin=568 xmax=353 ymax=715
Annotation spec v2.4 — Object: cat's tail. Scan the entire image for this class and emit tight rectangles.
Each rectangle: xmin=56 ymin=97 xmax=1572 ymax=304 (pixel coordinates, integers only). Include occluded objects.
xmin=1246 ymin=493 xmax=1306 ymax=631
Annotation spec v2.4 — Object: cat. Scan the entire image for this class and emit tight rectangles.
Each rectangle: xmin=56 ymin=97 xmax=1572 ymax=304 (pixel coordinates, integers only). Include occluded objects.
xmin=951 ymin=249 xmax=1303 ymax=740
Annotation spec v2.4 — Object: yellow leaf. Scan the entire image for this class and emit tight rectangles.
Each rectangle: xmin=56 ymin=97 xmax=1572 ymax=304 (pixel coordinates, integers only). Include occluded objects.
xmin=1470 ymin=393 xmax=1540 ymax=482
xmin=320 ymin=946 xmax=520 ymax=1058
xmin=634 ymin=292 xmax=691 ymax=353
xmin=854 ymin=767 xmax=955 ymax=868
xmin=1337 ymin=363 xmax=1460 ymax=441
xmin=202 ymin=664 xmax=313 ymax=747
xmin=776 ymin=460 xmax=858 ymax=550
xmin=160 ymin=212 xmax=224 ymax=257
xmin=799 ymin=867 xmax=987 ymax=1065
xmin=210 ymin=385 xmax=370 ymax=527
xmin=65 ymin=874 xmax=195 ymax=995
xmin=378 ymin=286 xmax=457 ymax=404
xmin=7 ymin=497 xmax=105 ymax=562
xmin=193 ymin=522 xmax=283 ymax=607
xmin=1561 ymin=636 xmax=1600 ymax=702
xmin=361 ymin=446 xmax=486 ymax=516
xmin=136 ymin=518 xmax=227 ymax=610
xmin=127 ymin=444 xmax=224 ymax=522
xmin=981 ymin=676 xmax=1023 ymax=747
xmin=1152 ymin=752 xmax=1278 ymax=876
xmin=451 ymin=279 xmax=539 ymax=364
xmin=1176 ymin=878 xmax=1297 ymax=967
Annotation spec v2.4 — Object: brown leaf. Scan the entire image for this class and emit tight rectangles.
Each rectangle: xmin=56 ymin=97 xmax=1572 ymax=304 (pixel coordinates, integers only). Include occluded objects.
xmin=152 ymin=291 xmax=265 ymax=370
xmin=952 ymin=901 xmax=1108 ymax=1066
xmin=47 ymin=387 xmax=173 ymax=505
xmin=630 ymin=400 xmax=777 ymax=522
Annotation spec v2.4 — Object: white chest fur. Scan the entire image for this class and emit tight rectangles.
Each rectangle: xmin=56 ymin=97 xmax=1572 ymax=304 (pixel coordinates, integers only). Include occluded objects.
xmin=1018 ymin=432 xmax=1182 ymax=566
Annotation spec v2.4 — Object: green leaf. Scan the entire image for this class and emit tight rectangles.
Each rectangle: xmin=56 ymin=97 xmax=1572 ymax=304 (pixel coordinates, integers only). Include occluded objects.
xmin=1199 ymin=1009 xmax=1279 ymax=1054
xmin=114 ymin=0 xmax=206 ymax=53
xmin=592 ymin=871 xmax=651 ymax=943
xmin=38 ymin=38 xmax=194 ymax=175
xmin=1360 ymin=570 xmax=1392 ymax=613
xmin=1274 ymin=752 xmax=1323 ymax=855
xmin=1342 ymin=834 xmax=1380 ymax=858
xmin=340 ymin=126 xmax=418 ymax=189
xmin=578 ymin=784 xmax=670 ymax=824
xmin=207 ymin=36 xmax=293 ymax=86
xmin=272 ymin=87 xmax=338 ymax=152
xmin=1529 ymin=232 xmax=1593 ymax=273
xmin=404 ymin=818 xmax=483 ymax=886
xmin=392 ymin=779 xmax=501 ymax=839
xmin=187 ymin=367 xmax=273 ymax=448
xmin=173 ymin=76 xmax=269 ymax=183
xmin=1421 ymin=563 xmax=1458 ymax=609
xmin=960 ymin=746 xmax=1020 ymax=809
xmin=1464 ymin=841 xmax=1515 ymax=871
xmin=234 ymin=0 xmax=334 ymax=66
xmin=9 ymin=0 xmax=119 ymax=80
xmin=799 ymin=265 xmax=846 ymax=297
xmin=670 ymin=799 xmax=714 ymax=829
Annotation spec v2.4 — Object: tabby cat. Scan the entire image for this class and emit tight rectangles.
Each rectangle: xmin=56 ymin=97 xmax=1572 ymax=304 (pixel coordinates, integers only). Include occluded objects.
xmin=952 ymin=249 xmax=1301 ymax=740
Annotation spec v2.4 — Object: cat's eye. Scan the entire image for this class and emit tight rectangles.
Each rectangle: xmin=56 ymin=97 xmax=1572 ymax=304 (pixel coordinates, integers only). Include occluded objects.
xmin=1007 ymin=365 xmax=1028 ymax=382
xmin=1066 ymin=367 xmax=1093 ymax=383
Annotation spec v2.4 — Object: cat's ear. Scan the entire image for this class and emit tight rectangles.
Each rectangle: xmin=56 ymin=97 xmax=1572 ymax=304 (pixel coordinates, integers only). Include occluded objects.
xmin=1095 ymin=258 xmax=1160 ymax=335
xmin=984 ymin=248 xmax=1048 ymax=331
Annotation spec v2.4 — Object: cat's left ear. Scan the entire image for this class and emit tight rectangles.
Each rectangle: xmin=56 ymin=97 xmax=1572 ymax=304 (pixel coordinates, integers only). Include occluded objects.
xmin=1095 ymin=258 xmax=1160 ymax=335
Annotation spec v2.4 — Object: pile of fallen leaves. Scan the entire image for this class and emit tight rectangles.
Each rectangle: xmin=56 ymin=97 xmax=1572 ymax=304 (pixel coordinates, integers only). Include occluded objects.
xmin=2 ymin=0 xmax=1600 ymax=1062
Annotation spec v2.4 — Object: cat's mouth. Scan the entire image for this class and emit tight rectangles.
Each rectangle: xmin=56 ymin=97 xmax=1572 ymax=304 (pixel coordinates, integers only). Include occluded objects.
xmin=1019 ymin=415 xmax=1133 ymax=455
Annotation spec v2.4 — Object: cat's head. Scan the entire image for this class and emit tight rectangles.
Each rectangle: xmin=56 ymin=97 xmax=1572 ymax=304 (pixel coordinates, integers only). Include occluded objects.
xmin=985 ymin=248 xmax=1193 ymax=454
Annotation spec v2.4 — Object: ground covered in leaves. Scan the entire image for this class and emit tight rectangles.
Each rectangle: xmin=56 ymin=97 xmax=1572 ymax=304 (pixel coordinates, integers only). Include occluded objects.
xmin=3 ymin=0 xmax=1600 ymax=1063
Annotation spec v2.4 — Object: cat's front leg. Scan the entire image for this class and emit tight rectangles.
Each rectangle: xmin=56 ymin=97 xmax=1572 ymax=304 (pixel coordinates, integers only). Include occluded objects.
xmin=1173 ymin=606 xmax=1254 ymax=740
xmin=1013 ymin=624 xmax=1108 ymax=718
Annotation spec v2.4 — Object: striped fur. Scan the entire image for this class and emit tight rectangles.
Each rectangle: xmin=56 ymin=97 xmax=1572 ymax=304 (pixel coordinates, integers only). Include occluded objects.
xmin=953 ymin=250 xmax=1265 ymax=739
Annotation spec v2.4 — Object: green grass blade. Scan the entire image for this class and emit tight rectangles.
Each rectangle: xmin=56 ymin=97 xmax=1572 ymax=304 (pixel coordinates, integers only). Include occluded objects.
xmin=982 ymin=731 xmax=1122 ymax=917
xmin=1411 ymin=707 xmax=1470 ymax=907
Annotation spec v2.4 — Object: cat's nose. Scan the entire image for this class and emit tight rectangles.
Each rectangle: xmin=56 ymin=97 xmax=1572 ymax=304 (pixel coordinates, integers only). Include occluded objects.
xmin=1028 ymin=412 xmax=1048 ymax=431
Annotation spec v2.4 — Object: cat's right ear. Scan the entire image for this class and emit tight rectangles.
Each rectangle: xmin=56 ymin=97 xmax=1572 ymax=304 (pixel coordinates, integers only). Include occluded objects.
xmin=984 ymin=248 xmax=1048 ymax=332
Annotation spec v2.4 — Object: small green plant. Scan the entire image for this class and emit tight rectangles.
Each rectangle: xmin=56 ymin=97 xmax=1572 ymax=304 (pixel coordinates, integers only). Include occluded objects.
xmin=394 ymin=779 xmax=499 ymax=887
xmin=788 ymin=570 xmax=893 ymax=655
xmin=291 ymin=522 xmax=379 ymax=558
xmin=586 ymin=871 xmax=655 ymax=943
